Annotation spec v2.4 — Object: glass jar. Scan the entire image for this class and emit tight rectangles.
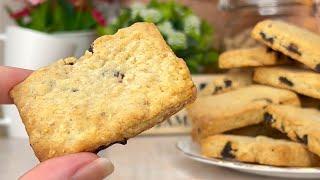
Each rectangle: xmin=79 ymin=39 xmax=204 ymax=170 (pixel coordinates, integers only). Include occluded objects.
xmin=219 ymin=0 xmax=319 ymax=50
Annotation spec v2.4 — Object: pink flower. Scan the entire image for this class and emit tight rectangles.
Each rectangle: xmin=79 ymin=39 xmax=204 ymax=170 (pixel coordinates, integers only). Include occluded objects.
xmin=92 ymin=9 xmax=107 ymax=26
xmin=28 ymin=0 xmax=45 ymax=5
xmin=10 ymin=7 xmax=30 ymax=19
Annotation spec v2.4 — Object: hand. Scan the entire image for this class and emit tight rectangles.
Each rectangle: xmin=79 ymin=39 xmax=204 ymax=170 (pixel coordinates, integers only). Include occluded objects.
xmin=0 ymin=66 xmax=114 ymax=180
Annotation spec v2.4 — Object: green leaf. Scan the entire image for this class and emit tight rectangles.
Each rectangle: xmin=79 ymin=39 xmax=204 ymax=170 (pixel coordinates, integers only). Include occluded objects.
xmin=29 ymin=1 xmax=50 ymax=32
xmin=97 ymin=25 xmax=108 ymax=36
xmin=140 ymin=9 xmax=163 ymax=23
xmin=51 ymin=2 xmax=64 ymax=31
xmin=103 ymin=0 xmax=219 ymax=73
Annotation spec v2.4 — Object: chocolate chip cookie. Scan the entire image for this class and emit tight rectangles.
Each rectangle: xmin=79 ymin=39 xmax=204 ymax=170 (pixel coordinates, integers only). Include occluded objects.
xmin=187 ymin=85 xmax=300 ymax=142
xmin=198 ymin=70 xmax=252 ymax=97
xmin=266 ymin=105 xmax=320 ymax=157
xmin=201 ymin=135 xmax=320 ymax=167
xmin=10 ymin=22 xmax=196 ymax=161
xmin=219 ymin=46 xmax=288 ymax=69
xmin=254 ymin=66 xmax=320 ymax=99
xmin=251 ymin=20 xmax=320 ymax=72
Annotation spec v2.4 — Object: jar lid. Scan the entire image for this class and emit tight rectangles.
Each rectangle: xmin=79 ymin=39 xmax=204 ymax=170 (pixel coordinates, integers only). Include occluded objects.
xmin=219 ymin=0 xmax=313 ymax=16
xmin=219 ymin=0 xmax=313 ymax=10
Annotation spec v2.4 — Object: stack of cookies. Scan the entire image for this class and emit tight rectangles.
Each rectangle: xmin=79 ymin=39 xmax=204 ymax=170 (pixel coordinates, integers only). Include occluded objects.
xmin=187 ymin=20 xmax=320 ymax=167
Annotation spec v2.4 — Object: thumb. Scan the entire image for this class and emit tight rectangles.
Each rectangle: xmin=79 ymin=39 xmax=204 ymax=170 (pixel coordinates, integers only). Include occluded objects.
xmin=20 ymin=152 xmax=114 ymax=180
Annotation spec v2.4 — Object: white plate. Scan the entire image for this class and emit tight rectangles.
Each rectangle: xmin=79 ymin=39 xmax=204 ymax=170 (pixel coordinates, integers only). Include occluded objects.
xmin=176 ymin=138 xmax=320 ymax=179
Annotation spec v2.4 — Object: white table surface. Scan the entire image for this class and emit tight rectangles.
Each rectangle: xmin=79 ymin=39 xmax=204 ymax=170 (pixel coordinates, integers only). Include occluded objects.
xmin=0 ymin=135 xmax=288 ymax=180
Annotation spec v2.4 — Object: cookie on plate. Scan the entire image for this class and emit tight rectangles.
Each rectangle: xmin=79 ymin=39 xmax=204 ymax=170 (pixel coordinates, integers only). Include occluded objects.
xmin=265 ymin=105 xmax=320 ymax=157
xmin=198 ymin=70 xmax=252 ymax=97
xmin=254 ymin=66 xmax=320 ymax=99
xmin=219 ymin=46 xmax=288 ymax=69
xmin=187 ymin=85 xmax=300 ymax=142
xmin=10 ymin=22 xmax=196 ymax=161
xmin=251 ymin=20 xmax=320 ymax=72
xmin=201 ymin=135 xmax=320 ymax=167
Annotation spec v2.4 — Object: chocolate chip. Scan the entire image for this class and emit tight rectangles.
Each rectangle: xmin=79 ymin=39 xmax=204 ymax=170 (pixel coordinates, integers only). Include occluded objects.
xmin=88 ymin=44 xmax=94 ymax=53
xmin=287 ymin=43 xmax=301 ymax=56
xmin=279 ymin=76 xmax=294 ymax=87
xmin=213 ymin=86 xmax=223 ymax=94
xmin=263 ymin=112 xmax=275 ymax=123
xmin=224 ymin=79 xmax=232 ymax=88
xmin=221 ymin=141 xmax=235 ymax=159
xmin=199 ymin=83 xmax=207 ymax=90
xmin=71 ymin=88 xmax=79 ymax=92
xmin=114 ymin=71 xmax=119 ymax=77
xmin=65 ymin=62 xmax=75 ymax=65
xmin=114 ymin=71 xmax=125 ymax=83
xmin=315 ymin=64 xmax=320 ymax=72
xmin=260 ymin=32 xmax=274 ymax=44
xmin=252 ymin=98 xmax=273 ymax=104
xmin=296 ymin=134 xmax=308 ymax=145
xmin=119 ymin=74 xmax=125 ymax=80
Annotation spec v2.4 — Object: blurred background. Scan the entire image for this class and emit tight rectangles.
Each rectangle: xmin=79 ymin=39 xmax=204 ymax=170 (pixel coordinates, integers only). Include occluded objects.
xmin=0 ymin=0 xmax=320 ymax=137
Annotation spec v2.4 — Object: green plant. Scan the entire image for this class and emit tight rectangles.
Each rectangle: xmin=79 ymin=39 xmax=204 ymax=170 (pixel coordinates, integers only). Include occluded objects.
xmin=6 ymin=0 xmax=106 ymax=33
xmin=100 ymin=0 xmax=219 ymax=73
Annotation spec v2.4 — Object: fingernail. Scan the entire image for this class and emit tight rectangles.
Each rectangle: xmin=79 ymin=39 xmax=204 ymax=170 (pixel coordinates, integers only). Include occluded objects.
xmin=72 ymin=158 xmax=114 ymax=180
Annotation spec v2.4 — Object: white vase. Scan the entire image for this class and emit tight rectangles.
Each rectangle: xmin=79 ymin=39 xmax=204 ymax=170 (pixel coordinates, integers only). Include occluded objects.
xmin=53 ymin=31 xmax=97 ymax=58
xmin=0 ymin=26 xmax=97 ymax=138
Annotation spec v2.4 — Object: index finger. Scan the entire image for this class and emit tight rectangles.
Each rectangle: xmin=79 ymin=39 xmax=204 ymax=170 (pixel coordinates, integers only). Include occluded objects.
xmin=0 ymin=66 xmax=32 ymax=104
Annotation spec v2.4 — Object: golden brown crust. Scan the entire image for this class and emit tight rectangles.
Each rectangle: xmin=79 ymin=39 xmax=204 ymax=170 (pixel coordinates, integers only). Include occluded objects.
xmin=10 ymin=22 xmax=196 ymax=161
xmin=218 ymin=46 xmax=288 ymax=69
xmin=198 ymin=70 xmax=252 ymax=97
xmin=187 ymin=85 xmax=300 ymax=142
xmin=201 ymin=135 xmax=320 ymax=167
xmin=266 ymin=105 xmax=320 ymax=158
xmin=251 ymin=20 xmax=320 ymax=72
xmin=254 ymin=66 xmax=320 ymax=99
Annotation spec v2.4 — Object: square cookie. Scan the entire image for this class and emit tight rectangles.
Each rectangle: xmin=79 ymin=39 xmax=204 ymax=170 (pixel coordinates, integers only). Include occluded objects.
xmin=265 ymin=105 xmax=320 ymax=158
xmin=254 ymin=66 xmax=320 ymax=99
xmin=10 ymin=23 xmax=196 ymax=161
xmin=198 ymin=70 xmax=252 ymax=97
xmin=187 ymin=85 xmax=300 ymax=142
xmin=219 ymin=46 xmax=288 ymax=69
xmin=251 ymin=20 xmax=320 ymax=72
xmin=201 ymin=135 xmax=320 ymax=167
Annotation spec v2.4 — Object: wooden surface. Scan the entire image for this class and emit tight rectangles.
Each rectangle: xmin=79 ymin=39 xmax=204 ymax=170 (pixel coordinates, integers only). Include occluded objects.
xmin=0 ymin=136 xmax=284 ymax=180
